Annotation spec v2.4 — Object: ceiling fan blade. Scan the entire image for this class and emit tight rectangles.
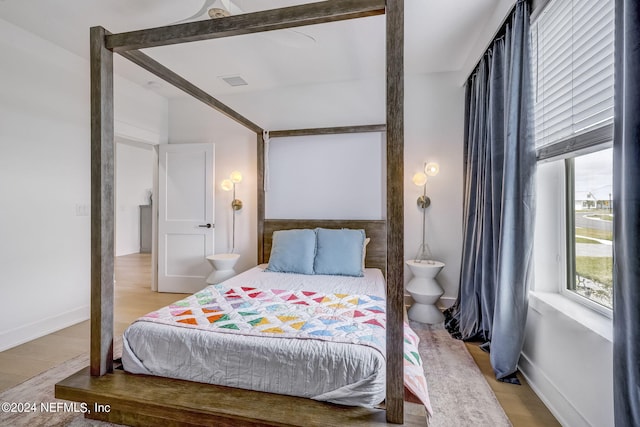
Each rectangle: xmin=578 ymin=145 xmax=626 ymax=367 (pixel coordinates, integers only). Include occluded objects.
xmin=171 ymin=0 xmax=218 ymax=24
xmin=287 ymin=29 xmax=317 ymax=46
xmin=260 ymin=29 xmax=316 ymax=48
xmin=222 ymin=0 xmax=244 ymax=16
xmin=230 ymin=0 xmax=316 ymax=47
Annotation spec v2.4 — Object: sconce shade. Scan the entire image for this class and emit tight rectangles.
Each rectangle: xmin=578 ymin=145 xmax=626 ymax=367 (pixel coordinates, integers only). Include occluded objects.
xmin=230 ymin=171 xmax=243 ymax=183
xmin=221 ymin=179 xmax=233 ymax=192
xmin=412 ymin=172 xmax=427 ymax=186
xmin=425 ymin=162 xmax=440 ymax=177
xmin=221 ymin=171 xmax=243 ymax=253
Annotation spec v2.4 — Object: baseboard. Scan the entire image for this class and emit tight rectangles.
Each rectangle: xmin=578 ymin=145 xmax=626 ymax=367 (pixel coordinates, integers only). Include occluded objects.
xmin=438 ymin=296 xmax=456 ymax=309
xmin=519 ymin=352 xmax=592 ymax=427
xmin=0 ymin=305 xmax=90 ymax=352
xmin=116 ymin=248 xmax=139 ymax=257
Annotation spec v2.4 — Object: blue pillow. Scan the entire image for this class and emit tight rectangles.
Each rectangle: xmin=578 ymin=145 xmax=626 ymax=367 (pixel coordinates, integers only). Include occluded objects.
xmin=314 ymin=228 xmax=366 ymax=277
xmin=266 ymin=229 xmax=316 ymax=275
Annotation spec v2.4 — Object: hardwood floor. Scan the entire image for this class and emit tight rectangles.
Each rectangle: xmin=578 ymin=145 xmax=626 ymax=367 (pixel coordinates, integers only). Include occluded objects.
xmin=0 ymin=323 xmax=90 ymax=392
xmin=111 ymin=253 xmax=188 ymax=337
xmin=0 ymin=253 xmax=187 ymax=393
xmin=0 ymin=253 xmax=559 ymax=426
xmin=465 ymin=343 xmax=560 ymax=426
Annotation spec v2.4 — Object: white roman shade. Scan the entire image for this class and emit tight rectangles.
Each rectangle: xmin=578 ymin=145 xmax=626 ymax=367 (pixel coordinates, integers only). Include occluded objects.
xmin=532 ymin=0 xmax=615 ymax=148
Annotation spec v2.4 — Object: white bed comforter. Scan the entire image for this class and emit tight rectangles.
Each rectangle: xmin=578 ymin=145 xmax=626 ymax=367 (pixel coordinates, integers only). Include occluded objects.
xmin=122 ymin=266 xmax=387 ymax=407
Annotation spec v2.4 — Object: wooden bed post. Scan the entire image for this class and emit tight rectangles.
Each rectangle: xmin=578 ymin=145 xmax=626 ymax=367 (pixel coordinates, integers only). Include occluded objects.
xmin=385 ymin=0 xmax=405 ymax=423
xmin=89 ymin=26 xmax=115 ymax=377
xmin=257 ymin=131 xmax=265 ymax=263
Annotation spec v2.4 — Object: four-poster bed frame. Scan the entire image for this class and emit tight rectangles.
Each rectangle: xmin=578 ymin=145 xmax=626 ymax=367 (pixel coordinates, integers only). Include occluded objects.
xmin=55 ymin=0 xmax=423 ymax=425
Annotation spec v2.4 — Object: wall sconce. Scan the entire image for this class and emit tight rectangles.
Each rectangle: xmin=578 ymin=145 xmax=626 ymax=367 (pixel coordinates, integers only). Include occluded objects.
xmin=221 ymin=171 xmax=243 ymax=253
xmin=412 ymin=162 xmax=439 ymax=263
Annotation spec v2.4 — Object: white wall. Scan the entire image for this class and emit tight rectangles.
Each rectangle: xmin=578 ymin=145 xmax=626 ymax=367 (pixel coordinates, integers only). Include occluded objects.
xmin=0 ymin=18 xmax=168 ymax=351
xmin=521 ymin=298 xmax=613 ymax=427
xmin=113 ymin=58 xmax=169 ymax=145
xmin=115 ymin=140 xmax=154 ymax=256
xmin=404 ymin=74 xmax=465 ymax=302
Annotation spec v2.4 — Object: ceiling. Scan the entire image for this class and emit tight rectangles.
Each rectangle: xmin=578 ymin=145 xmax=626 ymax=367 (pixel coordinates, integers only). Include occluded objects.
xmin=0 ymin=0 xmax=499 ymax=128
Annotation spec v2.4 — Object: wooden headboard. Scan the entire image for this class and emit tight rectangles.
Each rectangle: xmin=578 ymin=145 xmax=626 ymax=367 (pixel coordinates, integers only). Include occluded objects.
xmin=261 ymin=219 xmax=387 ymax=273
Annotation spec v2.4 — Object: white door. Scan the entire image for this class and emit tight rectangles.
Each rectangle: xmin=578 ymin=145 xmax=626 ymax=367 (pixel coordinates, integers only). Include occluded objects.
xmin=158 ymin=143 xmax=214 ymax=293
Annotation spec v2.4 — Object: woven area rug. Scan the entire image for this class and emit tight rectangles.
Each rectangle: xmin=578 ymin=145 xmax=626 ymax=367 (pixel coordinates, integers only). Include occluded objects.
xmin=0 ymin=352 xmax=123 ymax=427
xmin=0 ymin=325 xmax=510 ymax=426
xmin=410 ymin=322 xmax=511 ymax=426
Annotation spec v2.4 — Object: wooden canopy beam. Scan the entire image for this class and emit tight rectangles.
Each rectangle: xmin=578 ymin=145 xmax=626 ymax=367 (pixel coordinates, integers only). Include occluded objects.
xmin=118 ymin=49 xmax=262 ymax=133
xmin=106 ymin=0 xmax=386 ymax=52
xmin=385 ymin=0 xmax=405 ymax=423
xmin=269 ymin=124 xmax=386 ymax=138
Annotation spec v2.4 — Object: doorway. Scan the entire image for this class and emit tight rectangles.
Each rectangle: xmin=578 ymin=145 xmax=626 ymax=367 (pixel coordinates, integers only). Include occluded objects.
xmin=115 ymin=137 xmax=157 ymax=290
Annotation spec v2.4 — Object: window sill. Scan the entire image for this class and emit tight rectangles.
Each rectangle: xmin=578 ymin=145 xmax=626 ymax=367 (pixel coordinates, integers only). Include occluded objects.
xmin=529 ymin=291 xmax=613 ymax=342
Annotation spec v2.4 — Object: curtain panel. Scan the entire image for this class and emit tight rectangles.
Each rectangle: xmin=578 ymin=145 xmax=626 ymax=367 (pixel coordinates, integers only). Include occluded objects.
xmin=613 ymin=0 xmax=640 ymax=424
xmin=445 ymin=0 xmax=536 ymax=382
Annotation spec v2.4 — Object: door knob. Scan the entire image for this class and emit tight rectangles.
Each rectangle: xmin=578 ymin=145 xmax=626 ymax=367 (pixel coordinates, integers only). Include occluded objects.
xmin=198 ymin=223 xmax=213 ymax=228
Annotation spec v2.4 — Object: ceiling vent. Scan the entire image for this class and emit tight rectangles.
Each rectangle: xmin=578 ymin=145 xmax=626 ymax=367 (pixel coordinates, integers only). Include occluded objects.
xmin=220 ymin=75 xmax=248 ymax=87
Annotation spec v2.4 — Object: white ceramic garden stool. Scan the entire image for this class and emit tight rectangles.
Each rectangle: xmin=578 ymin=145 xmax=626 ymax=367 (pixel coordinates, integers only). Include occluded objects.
xmin=406 ymin=260 xmax=445 ymax=324
xmin=206 ymin=253 xmax=240 ymax=284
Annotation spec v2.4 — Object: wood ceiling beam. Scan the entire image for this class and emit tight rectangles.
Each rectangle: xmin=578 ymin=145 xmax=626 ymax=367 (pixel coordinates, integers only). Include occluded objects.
xmin=269 ymin=124 xmax=386 ymax=138
xmin=106 ymin=0 xmax=385 ymax=52
xmin=118 ymin=49 xmax=263 ymax=133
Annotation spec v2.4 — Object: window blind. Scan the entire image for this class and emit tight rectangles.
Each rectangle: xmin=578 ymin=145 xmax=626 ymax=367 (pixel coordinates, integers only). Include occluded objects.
xmin=532 ymin=0 xmax=615 ymax=148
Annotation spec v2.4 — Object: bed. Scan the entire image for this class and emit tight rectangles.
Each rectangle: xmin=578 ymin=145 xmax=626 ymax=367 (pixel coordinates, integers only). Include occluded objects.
xmin=121 ymin=227 xmax=432 ymax=416
xmin=56 ymin=1 xmax=411 ymax=424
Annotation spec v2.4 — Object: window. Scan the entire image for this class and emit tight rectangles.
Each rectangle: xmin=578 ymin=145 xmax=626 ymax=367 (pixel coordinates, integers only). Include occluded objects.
xmin=532 ymin=0 xmax=615 ymax=313
xmin=565 ymin=149 xmax=613 ymax=310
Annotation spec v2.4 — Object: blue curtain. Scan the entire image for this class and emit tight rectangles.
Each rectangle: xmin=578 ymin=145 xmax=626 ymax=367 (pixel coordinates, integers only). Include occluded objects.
xmin=444 ymin=0 xmax=535 ymax=382
xmin=613 ymin=0 xmax=640 ymax=424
